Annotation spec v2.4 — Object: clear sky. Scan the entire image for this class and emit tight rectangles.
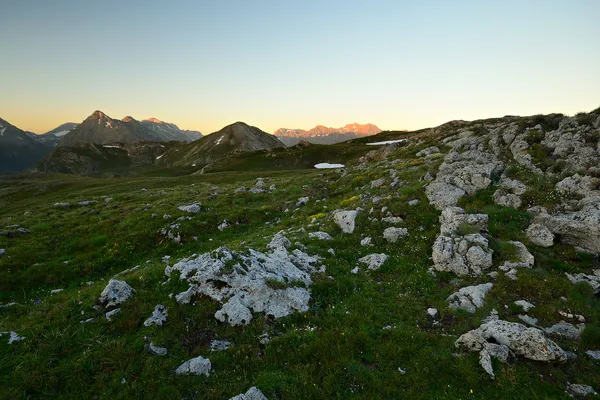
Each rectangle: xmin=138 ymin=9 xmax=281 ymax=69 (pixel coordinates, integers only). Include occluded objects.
xmin=1 ymin=0 xmax=599 ymax=134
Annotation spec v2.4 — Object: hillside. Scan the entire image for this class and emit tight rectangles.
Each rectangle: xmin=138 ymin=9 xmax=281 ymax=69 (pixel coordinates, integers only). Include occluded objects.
xmin=163 ymin=121 xmax=285 ymax=168
xmin=1 ymin=108 xmax=600 ymax=399
xmin=275 ymin=123 xmax=382 ymax=146
xmin=59 ymin=111 xmax=201 ymax=146
xmin=0 ymin=118 xmax=56 ymax=173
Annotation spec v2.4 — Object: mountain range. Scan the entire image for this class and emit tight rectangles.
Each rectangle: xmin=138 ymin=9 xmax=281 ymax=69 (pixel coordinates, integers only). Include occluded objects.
xmin=0 ymin=112 xmax=204 ymax=173
xmin=59 ymin=111 xmax=202 ymax=146
xmin=274 ymin=123 xmax=381 ymax=146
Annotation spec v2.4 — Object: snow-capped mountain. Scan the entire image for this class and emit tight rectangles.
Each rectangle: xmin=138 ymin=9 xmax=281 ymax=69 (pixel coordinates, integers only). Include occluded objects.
xmin=59 ymin=111 xmax=202 ymax=146
xmin=274 ymin=123 xmax=381 ymax=146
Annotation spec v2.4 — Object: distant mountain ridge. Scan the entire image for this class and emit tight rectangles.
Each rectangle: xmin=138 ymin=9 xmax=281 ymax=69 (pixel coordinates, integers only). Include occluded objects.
xmin=0 ymin=118 xmax=56 ymax=172
xmin=274 ymin=123 xmax=381 ymax=146
xmin=59 ymin=111 xmax=202 ymax=146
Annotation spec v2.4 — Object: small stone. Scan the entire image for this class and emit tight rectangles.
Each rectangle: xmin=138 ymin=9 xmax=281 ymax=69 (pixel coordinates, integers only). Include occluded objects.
xmin=518 ymin=315 xmax=538 ymax=326
xmin=566 ymin=383 xmax=597 ymax=397
xmin=358 ymin=253 xmax=388 ymax=270
xmin=408 ymin=199 xmax=420 ymax=206
xmin=427 ymin=308 xmax=438 ymax=318
xmin=210 ymin=340 xmax=232 ymax=352
xmin=178 ymin=203 xmax=201 ymax=213
xmin=149 ymin=342 xmax=168 ymax=356
xmin=229 ymin=387 xmax=269 ymax=400
xmin=526 ymin=223 xmax=554 ymax=247
xmin=50 ymin=289 xmax=63 ymax=295
xmin=105 ymin=308 xmax=121 ymax=321
xmin=383 ymin=227 xmax=408 ymax=243
xmin=333 ymin=210 xmax=358 ymax=234
xmin=143 ymin=304 xmax=168 ymax=327
xmin=350 ymin=267 xmax=359 ymax=274
xmin=514 ymin=300 xmax=535 ymax=312
xmin=360 ymin=237 xmax=372 ymax=246
xmin=296 ymin=197 xmax=309 ymax=207
xmin=327 ymin=248 xmax=335 ymax=256
xmin=309 ymin=231 xmax=333 ymax=241
xmin=175 ymin=356 xmax=211 ymax=376
xmin=585 ymin=350 xmax=600 ymax=360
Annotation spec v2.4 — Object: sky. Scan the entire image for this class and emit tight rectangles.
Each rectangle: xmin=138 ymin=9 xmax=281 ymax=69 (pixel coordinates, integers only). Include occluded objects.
xmin=1 ymin=0 xmax=599 ymax=135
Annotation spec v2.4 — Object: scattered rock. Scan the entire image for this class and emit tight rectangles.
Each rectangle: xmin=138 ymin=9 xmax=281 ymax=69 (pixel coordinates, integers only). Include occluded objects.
xmin=50 ymin=289 xmax=63 ymax=295
xmin=360 ymin=237 xmax=372 ymax=246
xmin=408 ymin=199 xmax=420 ymax=206
xmin=149 ymin=342 xmax=168 ymax=356
xmin=499 ymin=241 xmax=534 ymax=271
xmin=296 ymin=197 xmax=309 ymax=207
xmin=178 ymin=203 xmax=201 ymax=213
xmin=99 ymin=279 xmax=134 ymax=307
xmin=105 ymin=308 xmax=121 ymax=321
xmin=381 ymin=216 xmax=403 ymax=224
xmin=218 ymin=220 xmax=230 ymax=231
xmin=358 ymin=253 xmax=388 ymax=270
xmin=514 ymin=300 xmax=535 ymax=312
xmin=585 ymin=350 xmax=600 ymax=360
xmin=427 ymin=308 xmax=438 ymax=318
xmin=143 ymin=304 xmax=168 ymax=327
xmin=175 ymin=356 xmax=211 ymax=376
xmin=350 ymin=267 xmax=359 ymax=274
xmin=0 ymin=249 xmax=4 ymax=256
xmin=309 ymin=231 xmax=333 ymax=241
xmin=371 ymin=178 xmax=386 ymax=189
xmin=0 ymin=331 xmax=25 ymax=344
xmin=267 ymin=231 xmax=291 ymax=250
xmin=446 ymin=283 xmax=493 ymax=313
xmin=229 ymin=387 xmax=269 ymax=400
xmin=54 ymin=202 xmax=70 ymax=208
xmin=518 ymin=315 xmax=538 ymax=326
xmin=544 ymin=321 xmax=584 ymax=340
xmin=332 ymin=210 xmax=358 ymax=234
xmin=209 ymin=340 xmax=231 ymax=352
xmin=416 ymin=146 xmax=440 ymax=157
xmin=526 ymin=223 xmax=554 ymax=247
xmin=383 ymin=227 xmax=408 ymax=243
xmin=565 ymin=270 xmax=600 ymax=294
xmin=456 ymin=319 xmax=566 ymax=362
xmin=566 ymin=383 xmax=598 ymax=397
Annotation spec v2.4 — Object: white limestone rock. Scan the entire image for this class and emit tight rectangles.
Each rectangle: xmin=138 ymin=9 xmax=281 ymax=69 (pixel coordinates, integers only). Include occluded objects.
xmin=566 ymin=383 xmax=598 ymax=397
xmin=446 ymin=283 xmax=493 ymax=313
xmin=178 ymin=203 xmax=201 ymax=213
xmin=99 ymin=279 xmax=134 ymax=307
xmin=229 ymin=387 xmax=269 ymax=400
xmin=544 ymin=321 xmax=584 ymax=340
xmin=149 ymin=342 xmax=168 ymax=356
xmin=105 ymin=308 xmax=121 ymax=321
xmin=499 ymin=241 xmax=534 ymax=271
xmin=526 ymin=223 xmax=554 ymax=247
xmin=332 ymin=210 xmax=358 ymax=233
xmin=143 ymin=304 xmax=168 ymax=327
xmin=360 ymin=237 xmax=372 ymax=246
xmin=456 ymin=319 xmax=566 ymax=362
xmin=175 ymin=356 xmax=211 ymax=376
xmin=358 ymin=253 xmax=389 ymax=271
xmin=383 ymin=227 xmax=408 ymax=243
xmin=309 ymin=231 xmax=333 ymax=241
xmin=565 ymin=270 xmax=600 ymax=294
xmin=514 ymin=300 xmax=535 ymax=312
xmin=0 ymin=331 xmax=25 ymax=344
xmin=166 ymin=234 xmax=320 ymax=326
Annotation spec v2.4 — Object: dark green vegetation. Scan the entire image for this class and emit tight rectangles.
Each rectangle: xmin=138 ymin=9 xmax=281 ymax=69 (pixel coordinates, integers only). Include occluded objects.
xmin=1 ymin=113 xmax=600 ymax=399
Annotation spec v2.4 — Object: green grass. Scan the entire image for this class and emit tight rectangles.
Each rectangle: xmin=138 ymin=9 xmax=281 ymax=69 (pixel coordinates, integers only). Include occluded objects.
xmin=0 ymin=139 xmax=598 ymax=399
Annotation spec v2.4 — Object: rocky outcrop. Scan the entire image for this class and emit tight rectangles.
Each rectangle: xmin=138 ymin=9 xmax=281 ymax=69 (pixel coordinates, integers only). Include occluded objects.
xmin=165 ymin=233 xmax=321 ymax=326
xmin=493 ymin=176 xmax=526 ymax=208
xmin=565 ymin=270 xmax=600 ymax=293
xmin=456 ymin=318 xmax=566 ymax=368
xmin=143 ymin=304 xmax=168 ymax=327
xmin=358 ymin=253 xmax=388 ymax=270
xmin=383 ymin=227 xmax=408 ymax=243
xmin=431 ymin=207 xmax=493 ymax=276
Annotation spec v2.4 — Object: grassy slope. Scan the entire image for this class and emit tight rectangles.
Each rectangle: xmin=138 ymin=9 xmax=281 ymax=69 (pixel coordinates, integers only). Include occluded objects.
xmin=0 ymin=140 xmax=598 ymax=399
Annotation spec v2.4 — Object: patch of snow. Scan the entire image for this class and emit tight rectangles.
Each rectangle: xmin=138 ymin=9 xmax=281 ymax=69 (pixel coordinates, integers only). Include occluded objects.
xmin=53 ymin=130 xmax=70 ymax=137
xmin=0 ymin=127 xmax=6 ymax=136
xmin=156 ymin=154 xmax=164 ymax=160
xmin=103 ymin=145 xmax=121 ymax=149
xmin=314 ymin=163 xmax=345 ymax=169
xmin=366 ymin=139 xmax=407 ymax=146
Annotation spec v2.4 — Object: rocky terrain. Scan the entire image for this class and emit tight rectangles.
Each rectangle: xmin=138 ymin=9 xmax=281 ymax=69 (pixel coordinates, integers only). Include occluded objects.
xmin=275 ymin=123 xmax=382 ymax=146
xmin=0 ymin=108 xmax=599 ymax=399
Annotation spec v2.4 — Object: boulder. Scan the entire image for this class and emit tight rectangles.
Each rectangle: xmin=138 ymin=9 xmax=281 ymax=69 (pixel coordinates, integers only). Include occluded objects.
xmin=99 ymin=279 xmax=134 ymax=307
xmin=175 ymin=356 xmax=211 ymax=376
xmin=456 ymin=319 xmax=566 ymax=362
xmin=149 ymin=342 xmax=168 ymax=356
xmin=565 ymin=270 xmax=600 ymax=294
xmin=566 ymin=383 xmax=598 ymax=397
xmin=544 ymin=321 xmax=584 ymax=340
xmin=332 ymin=210 xmax=358 ymax=234
xmin=383 ymin=227 xmax=408 ymax=243
xmin=446 ymin=283 xmax=493 ymax=313
xmin=526 ymin=223 xmax=554 ymax=247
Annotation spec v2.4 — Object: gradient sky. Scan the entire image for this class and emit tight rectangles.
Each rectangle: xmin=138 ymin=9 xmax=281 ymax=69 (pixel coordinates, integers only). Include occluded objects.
xmin=1 ymin=0 xmax=599 ymax=135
